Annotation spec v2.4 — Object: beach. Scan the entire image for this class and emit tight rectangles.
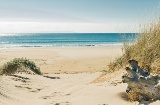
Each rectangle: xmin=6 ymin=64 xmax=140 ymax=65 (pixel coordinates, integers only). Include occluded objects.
xmin=0 ymin=46 xmax=122 ymax=73
xmin=0 ymin=0 xmax=159 ymax=104
xmin=0 ymin=46 xmax=160 ymax=105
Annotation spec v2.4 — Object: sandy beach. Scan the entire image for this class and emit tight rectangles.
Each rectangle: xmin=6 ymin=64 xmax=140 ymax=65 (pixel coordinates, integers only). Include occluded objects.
xmin=1 ymin=0 xmax=160 ymax=104
xmin=0 ymin=46 xmax=159 ymax=105
xmin=0 ymin=46 xmax=122 ymax=73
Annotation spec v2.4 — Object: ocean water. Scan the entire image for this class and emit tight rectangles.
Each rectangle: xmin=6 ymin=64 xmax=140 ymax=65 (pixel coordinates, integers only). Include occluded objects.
xmin=0 ymin=33 xmax=137 ymax=48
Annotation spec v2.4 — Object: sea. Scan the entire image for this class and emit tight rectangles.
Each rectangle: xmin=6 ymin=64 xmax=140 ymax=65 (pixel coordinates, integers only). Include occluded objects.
xmin=0 ymin=33 xmax=137 ymax=48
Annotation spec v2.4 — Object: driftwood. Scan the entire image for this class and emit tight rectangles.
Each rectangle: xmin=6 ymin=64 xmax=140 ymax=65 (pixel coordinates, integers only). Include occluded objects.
xmin=122 ymin=60 xmax=160 ymax=102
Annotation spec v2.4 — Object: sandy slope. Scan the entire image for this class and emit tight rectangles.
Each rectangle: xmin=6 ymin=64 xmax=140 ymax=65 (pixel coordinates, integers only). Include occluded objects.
xmin=0 ymin=72 xmax=129 ymax=105
xmin=1 ymin=72 xmax=159 ymax=105
xmin=0 ymin=47 xmax=159 ymax=105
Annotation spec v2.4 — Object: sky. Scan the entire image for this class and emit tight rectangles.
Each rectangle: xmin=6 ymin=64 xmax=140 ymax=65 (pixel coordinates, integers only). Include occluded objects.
xmin=0 ymin=0 xmax=160 ymax=33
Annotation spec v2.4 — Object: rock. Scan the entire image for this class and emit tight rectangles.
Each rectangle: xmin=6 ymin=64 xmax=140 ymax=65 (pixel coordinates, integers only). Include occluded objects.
xmin=122 ymin=60 xmax=160 ymax=101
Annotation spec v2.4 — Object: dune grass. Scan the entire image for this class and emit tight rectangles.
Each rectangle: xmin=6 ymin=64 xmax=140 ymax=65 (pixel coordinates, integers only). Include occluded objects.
xmin=0 ymin=58 xmax=41 ymax=75
xmin=109 ymin=18 xmax=160 ymax=74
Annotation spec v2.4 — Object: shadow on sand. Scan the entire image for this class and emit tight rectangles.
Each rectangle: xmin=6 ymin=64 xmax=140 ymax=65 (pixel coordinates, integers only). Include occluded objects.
xmin=118 ymin=92 xmax=160 ymax=105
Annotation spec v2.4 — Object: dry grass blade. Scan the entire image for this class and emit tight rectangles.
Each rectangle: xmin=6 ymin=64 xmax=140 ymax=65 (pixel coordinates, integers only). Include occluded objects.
xmin=109 ymin=18 xmax=160 ymax=74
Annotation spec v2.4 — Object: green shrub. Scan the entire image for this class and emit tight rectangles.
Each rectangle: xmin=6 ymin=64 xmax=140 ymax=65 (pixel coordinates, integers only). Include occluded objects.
xmin=0 ymin=58 xmax=41 ymax=75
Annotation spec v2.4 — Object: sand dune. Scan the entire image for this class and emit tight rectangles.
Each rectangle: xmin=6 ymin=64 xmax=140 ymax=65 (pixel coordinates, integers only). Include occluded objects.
xmin=0 ymin=47 xmax=160 ymax=105
xmin=1 ymin=72 xmax=159 ymax=105
xmin=0 ymin=72 xmax=130 ymax=105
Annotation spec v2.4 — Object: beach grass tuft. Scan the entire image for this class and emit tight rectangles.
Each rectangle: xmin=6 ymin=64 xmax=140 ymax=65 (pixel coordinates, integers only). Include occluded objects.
xmin=109 ymin=18 xmax=160 ymax=74
xmin=0 ymin=58 xmax=41 ymax=75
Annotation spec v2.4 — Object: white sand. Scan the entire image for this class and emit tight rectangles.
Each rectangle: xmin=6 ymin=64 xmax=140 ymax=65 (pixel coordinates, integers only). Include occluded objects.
xmin=1 ymin=72 xmax=159 ymax=105
xmin=0 ymin=47 xmax=159 ymax=105
xmin=0 ymin=72 xmax=130 ymax=105
xmin=0 ymin=47 xmax=122 ymax=73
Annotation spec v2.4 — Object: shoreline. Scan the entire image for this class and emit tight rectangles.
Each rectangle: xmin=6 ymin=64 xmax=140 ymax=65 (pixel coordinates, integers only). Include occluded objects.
xmin=0 ymin=44 xmax=123 ymax=49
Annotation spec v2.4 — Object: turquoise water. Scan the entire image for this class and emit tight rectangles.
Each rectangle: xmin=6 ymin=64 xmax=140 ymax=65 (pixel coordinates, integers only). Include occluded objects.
xmin=0 ymin=33 xmax=137 ymax=48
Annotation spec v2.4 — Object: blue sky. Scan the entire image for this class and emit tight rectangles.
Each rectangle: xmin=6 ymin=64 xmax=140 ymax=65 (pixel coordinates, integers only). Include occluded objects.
xmin=0 ymin=0 xmax=159 ymax=33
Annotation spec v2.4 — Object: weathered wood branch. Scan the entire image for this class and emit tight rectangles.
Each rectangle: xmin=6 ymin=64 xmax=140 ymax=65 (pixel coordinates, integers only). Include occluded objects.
xmin=122 ymin=60 xmax=160 ymax=101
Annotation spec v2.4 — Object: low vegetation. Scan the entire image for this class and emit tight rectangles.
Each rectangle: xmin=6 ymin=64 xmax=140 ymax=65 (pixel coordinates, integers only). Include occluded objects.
xmin=109 ymin=18 xmax=160 ymax=74
xmin=0 ymin=58 xmax=41 ymax=75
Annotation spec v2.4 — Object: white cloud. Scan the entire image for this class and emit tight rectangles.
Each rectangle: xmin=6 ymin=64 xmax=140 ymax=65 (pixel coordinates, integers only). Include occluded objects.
xmin=0 ymin=22 xmax=139 ymax=34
